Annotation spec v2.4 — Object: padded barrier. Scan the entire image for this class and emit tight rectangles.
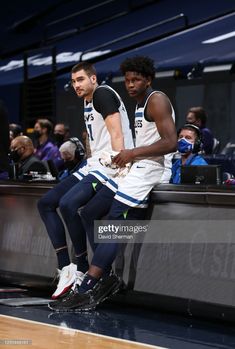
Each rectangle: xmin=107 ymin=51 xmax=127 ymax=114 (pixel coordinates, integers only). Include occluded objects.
xmin=1 ymin=181 xmax=235 ymax=321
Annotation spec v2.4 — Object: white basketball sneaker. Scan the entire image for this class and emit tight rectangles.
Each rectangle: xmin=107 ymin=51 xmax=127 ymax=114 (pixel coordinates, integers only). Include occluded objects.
xmin=52 ymin=263 xmax=78 ymax=299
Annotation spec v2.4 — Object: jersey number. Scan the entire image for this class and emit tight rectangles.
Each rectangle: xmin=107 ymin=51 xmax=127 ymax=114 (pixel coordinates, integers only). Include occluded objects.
xmin=135 ymin=119 xmax=143 ymax=128
xmin=87 ymin=124 xmax=94 ymax=141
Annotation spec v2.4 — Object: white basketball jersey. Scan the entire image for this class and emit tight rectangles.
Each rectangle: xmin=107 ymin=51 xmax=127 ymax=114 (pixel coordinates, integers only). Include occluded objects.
xmin=85 ymin=85 xmax=133 ymax=157
xmin=82 ymin=85 xmax=133 ymax=182
xmin=134 ymin=90 xmax=175 ymax=170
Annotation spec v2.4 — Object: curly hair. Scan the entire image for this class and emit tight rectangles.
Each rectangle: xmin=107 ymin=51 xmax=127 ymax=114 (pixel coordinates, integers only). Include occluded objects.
xmin=120 ymin=56 xmax=155 ymax=81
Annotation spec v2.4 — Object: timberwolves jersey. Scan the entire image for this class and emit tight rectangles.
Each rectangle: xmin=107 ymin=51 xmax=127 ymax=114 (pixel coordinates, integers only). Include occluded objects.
xmin=113 ymin=89 xmax=176 ymax=208
xmin=85 ymin=85 xmax=133 ymax=156
xmin=134 ymin=90 xmax=175 ymax=170
xmin=74 ymin=85 xmax=133 ymax=183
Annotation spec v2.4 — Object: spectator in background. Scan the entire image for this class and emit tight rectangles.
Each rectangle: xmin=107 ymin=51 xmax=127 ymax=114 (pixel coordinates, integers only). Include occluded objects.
xmin=186 ymin=106 xmax=214 ymax=154
xmin=34 ymin=118 xmax=62 ymax=168
xmin=53 ymin=123 xmax=70 ymax=148
xmin=171 ymin=124 xmax=208 ymax=184
xmin=58 ymin=138 xmax=86 ymax=181
xmin=9 ymin=123 xmax=23 ymax=141
xmin=0 ymin=100 xmax=10 ymax=180
xmin=9 ymin=136 xmax=47 ymax=180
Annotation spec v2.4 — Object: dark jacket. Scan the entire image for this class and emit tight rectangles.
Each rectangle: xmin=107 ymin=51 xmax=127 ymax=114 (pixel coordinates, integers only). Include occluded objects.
xmin=18 ymin=155 xmax=47 ymax=179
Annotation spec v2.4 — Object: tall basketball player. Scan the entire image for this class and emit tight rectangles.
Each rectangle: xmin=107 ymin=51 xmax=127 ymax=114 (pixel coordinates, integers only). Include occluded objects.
xmin=38 ymin=62 xmax=133 ymax=300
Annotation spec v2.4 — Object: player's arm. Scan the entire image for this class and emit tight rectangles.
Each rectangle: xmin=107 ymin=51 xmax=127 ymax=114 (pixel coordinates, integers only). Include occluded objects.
xmin=105 ymin=112 xmax=124 ymax=151
xmin=93 ymin=87 xmax=124 ymax=151
xmin=113 ymin=93 xmax=177 ymax=167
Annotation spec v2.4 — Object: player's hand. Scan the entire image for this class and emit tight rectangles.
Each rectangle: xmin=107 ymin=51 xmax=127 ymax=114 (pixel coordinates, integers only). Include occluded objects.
xmin=112 ymin=149 xmax=134 ymax=167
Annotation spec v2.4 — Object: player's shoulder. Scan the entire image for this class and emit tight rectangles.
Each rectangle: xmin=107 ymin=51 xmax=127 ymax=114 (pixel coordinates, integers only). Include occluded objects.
xmin=149 ymin=90 xmax=168 ymax=100
xmin=148 ymin=90 xmax=171 ymax=107
xmin=94 ymin=84 xmax=120 ymax=104
xmin=95 ymin=84 xmax=114 ymax=95
xmin=94 ymin=85 xmax=116 ymax=101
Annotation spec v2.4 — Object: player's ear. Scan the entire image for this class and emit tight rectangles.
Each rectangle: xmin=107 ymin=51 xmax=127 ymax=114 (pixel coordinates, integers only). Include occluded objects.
xmin=90 ymin=75 xmax=97 ymax=84
xmin=146 ymin=76 xmax=151 ymax=87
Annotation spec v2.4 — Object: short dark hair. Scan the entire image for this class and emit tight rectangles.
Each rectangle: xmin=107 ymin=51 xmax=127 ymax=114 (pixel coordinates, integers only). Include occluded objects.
xmin=36 ymin=118 xmax=53 ymax=134
xmin=9 ymin=123 xmax=22 ymax=137
xmin=71 ymin=62 xmax=97 ymax=77
xmin=120 ymin=56 xmax=155 ymax=81
xmin=188 ymin=107 xmax=207 ymax=127
xmin=54 ymin=123 xmax=70 ymax=133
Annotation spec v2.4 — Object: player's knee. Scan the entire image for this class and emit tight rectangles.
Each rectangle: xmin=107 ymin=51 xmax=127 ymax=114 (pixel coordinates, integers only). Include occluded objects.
xmin=107 ymin=200 xmax=130 ymax=220
xmin=59 ymin=197 xmax=78 ymax=218
xmin=80 ymin=206 xmax=92 ymax=223
xmin=37 ymin=194 xmax=52 ymax=212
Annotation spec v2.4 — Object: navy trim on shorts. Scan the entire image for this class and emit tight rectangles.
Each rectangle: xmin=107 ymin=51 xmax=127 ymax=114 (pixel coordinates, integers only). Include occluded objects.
xmin=115 ymin=190 xmax=148 ymax=205
xmin=90 ymin=170 xmax=109 ymax=181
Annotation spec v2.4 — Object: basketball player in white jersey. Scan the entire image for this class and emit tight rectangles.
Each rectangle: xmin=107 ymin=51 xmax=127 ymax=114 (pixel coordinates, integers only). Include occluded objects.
xmin=50 ymin=56 xmax=177 ymax=312
xmin=38 ymin=62 xmax=133 ymax=301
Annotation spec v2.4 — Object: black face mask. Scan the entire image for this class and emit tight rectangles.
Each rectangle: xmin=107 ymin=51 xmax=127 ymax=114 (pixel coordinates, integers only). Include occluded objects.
xmin=9 ymin=150 xmax=21 ymax=162
xmin=64 ymin=160 xmax=76 ymax=171
xmin=54 ymin=133 xmax=64 ymax=145
xmin=33 ymin=130 xmax=41 ymax=139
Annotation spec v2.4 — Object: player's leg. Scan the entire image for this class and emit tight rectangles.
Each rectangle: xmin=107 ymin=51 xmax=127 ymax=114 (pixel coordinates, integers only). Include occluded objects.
xmin=38 ymin=175 xmax=83 ymax=299
xmin=49 ymin=187 xmax=122 ymax=311
xmin=37 ymin=175 xmax=79 ymax=269
xmin=80 ymin=185 xmax=116 ymax=253
xmin=76 ymin=171 xmax=150 ymax=304
xmin=59 ymin=174 xmax=103 ymax=272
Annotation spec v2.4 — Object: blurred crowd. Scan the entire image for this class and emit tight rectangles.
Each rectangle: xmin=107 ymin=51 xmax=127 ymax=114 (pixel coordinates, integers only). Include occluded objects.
xmin=0 ymin=100 xmax=88 ymax=181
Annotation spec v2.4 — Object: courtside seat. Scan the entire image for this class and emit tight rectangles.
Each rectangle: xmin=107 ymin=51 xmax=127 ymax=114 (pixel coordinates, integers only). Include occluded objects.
xmin=204 ymin=154 xmax=235 ymax=177
xmin=221 ymin=142 xmax=235 ymax=157
xmin=212 ymin=137 xmax=220 ymax=154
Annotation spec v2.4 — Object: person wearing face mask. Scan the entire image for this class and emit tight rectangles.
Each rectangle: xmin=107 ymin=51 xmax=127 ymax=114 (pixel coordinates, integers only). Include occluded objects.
xmin=171 ymin=124 xmax=208 ymax=184
xmin=58 ymin=138 xmax=86 ymax=181
xmin=34 ymin=118 xmax=62 ymax=169
xmin=186 ymin=107 xmax=214 ymax=155
xmin=53 ymin=123 xmax=70 ymax=148
xmin=9 ymin=136 xmax=47 ymax=180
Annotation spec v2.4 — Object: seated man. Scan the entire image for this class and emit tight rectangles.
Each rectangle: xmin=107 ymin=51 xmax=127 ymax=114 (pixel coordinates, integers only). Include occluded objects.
xmin=9 ymin=136 xmax=47 ymax=180
xmin=37 ymin=61 xmax=133 ymax=301
xmin=53 ymin=123 xmax=70 ymax=148
xmin=9 ymin=123 xmax=23 ymax=141
xmin=58 ymin=137 xmax=86 ymax=181
xmin=34 ymin=118 xmax=62 ymax=169
xmin=186 ymin=107 xmax=214 ymax=154
xmin=171 ymin=124 xmax=208 ymax=184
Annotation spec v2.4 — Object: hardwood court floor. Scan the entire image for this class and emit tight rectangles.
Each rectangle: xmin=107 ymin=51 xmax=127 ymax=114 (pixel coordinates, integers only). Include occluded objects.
xmin=0 ymin=315 xmax=163 ymax=349
xmin=1 ymin=287 xmax=235 ymax=349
